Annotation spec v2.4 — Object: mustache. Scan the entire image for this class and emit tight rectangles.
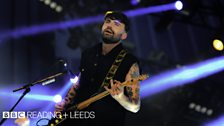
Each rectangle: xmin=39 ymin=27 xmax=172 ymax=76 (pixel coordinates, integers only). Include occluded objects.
xmin=104 ymin=28 xmax=114 ymax=34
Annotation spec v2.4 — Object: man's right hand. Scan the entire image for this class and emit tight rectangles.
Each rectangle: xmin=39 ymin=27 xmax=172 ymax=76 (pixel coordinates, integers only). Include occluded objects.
xmin=55 ymin=100 xmax=67 ymax=112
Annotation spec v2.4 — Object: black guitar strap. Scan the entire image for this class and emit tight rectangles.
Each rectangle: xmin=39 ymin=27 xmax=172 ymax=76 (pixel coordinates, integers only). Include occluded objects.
xmin=98 ymin=49 xmax=127 ymax=92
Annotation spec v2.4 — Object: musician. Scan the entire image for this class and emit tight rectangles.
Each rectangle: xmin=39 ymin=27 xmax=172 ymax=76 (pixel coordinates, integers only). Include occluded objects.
xmin=55 ymin=11 xmax=141 ymax=126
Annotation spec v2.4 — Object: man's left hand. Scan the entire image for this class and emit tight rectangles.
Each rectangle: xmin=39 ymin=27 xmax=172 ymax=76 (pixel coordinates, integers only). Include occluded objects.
xmin=104 ymin=79 xmax=124 ymax=96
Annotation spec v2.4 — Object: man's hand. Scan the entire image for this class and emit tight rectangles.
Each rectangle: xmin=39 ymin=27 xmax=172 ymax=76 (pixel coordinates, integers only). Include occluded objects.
xmin=104 ymin=79 xmax=140 ymax=113
xmin=103 ymin=63 xmax=141 ymax=113
xmin=104 ymin=79 xmax=124 ymax=96
xmin=55 ymin=100 xmax=66 ymax=112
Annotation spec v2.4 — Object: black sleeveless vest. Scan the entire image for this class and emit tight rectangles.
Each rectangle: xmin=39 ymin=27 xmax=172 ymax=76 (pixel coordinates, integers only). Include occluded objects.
xmin=74 ymin=43 xmax=138 ymax=125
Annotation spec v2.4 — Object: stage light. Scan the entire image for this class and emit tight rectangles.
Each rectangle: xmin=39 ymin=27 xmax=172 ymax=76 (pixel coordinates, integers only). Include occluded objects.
xmin=63 ymin=62 xmax=67 ymax=67
xmin=140 ymin=56 xmax=224 ymax=98
xmin=188 ymin=103 xmax=212 ymax=115
xmin=70 ymin=76 xmax=78 ymax=83
xmin=207 ymin=109 xmax=213 ymax=116
xmin=50 ymin=2 xmax=57 ymax=9
xmin=53 ymin=94 xmax=62 ymax=103
xmin=201 ymin=107 xmax=207 ymax=114
xmin=0 ymin=92 xmax=54 ymax=102
xmin=204 ymin=115 xmax=224 ymax=126
xmin=175 ymin=1 xmax=183 ymax=10
xmin=213 ymin=39 xmax=224 ymax=51
xmin=189 ymin=102 xmax=196 ymax=109
xmin=55 ymin=6 xmax=63 ymax=13
xmin=131 ymin=0 xmax=141 ymax=6
xmin=0 ymin=2 xmax=180 ymax=40
xmin=39 ymin=0 xmax=63 ymax=13
xmin=44 ymin=0 xmax=51 ymax=5
xmin=195 ymin=105 xmax=201 ymax=112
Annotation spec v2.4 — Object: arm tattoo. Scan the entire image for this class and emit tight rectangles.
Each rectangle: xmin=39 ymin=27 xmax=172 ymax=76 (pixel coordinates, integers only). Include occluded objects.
xmin=125 ymin=63 xmax=140 ymax=104
xmin=130 ymin=63 xmax=140 ymax=78
xmin=65 ymin=88 xmax=76 ymax=104
xmin=126 ymin=87 xmax=133 ymax=97
xmin=64 ymin=73 xmax=80 ymax=104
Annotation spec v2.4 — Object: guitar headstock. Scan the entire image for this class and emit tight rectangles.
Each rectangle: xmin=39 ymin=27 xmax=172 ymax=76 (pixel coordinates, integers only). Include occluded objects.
xmin=135 ymin=74 xmax=149 ymax=81
xmin=124 ymin=74 xmax=149 ymax=86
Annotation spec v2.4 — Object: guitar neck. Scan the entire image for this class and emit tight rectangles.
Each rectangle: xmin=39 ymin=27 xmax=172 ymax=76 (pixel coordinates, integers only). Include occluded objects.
xmin=76 ymin=81 xmax=130 ymax=110
xmin=77 ymin=90 xmax=110 ymax=110
xmin=66 ymin=74 xmax=148 ymax=111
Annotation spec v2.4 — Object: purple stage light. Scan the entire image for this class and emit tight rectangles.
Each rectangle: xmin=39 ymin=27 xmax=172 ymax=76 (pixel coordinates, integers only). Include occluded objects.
xmin=175 ymin=1 xmax=183 ymax=10
xmin=203 ymin=115 xmax=224 ymax=126
xmin=131 ymin=0 xmax=140 ymax=6
xmin=0 ymin=1 xmax=179 ymax=41
xmin=0 ymin=92 xmax=54 ymax=101
xmin=70 ymin=76 xmax=78 ymax=84
xmin=140 ymin=56 xmax=224 ymax=98
xmin=53 ymin=94 xmax=62 ymax=103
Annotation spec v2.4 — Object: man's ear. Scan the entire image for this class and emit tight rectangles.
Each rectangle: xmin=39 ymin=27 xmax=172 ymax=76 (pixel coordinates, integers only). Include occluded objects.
xmin=121 ymin=32 xmax=127 ymax=40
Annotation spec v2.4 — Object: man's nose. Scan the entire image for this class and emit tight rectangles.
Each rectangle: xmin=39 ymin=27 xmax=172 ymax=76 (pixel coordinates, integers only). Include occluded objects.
xmin=106 ymin=26 xmax=112 ymax=29
xmin=107 ymin=24 xmax=112 ymax=28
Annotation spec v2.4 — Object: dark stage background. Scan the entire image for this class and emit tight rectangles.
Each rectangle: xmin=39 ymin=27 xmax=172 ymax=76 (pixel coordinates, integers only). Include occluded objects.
xmin=0 ymin=0 xmax=223 ymax=126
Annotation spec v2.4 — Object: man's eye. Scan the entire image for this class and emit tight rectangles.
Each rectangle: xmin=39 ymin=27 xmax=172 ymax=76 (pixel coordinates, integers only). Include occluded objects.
xmin=114 ymin=22 xmax=120 ymax=26
xmin=105 ymin=20 xmax=110 ymax=23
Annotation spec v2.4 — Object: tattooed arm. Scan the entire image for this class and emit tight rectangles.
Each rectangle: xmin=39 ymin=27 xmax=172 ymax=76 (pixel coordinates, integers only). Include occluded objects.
xmin=105 ymin=63 xmax=140 ymax=113
xmin=125 ymin=63 xmax=140 ymax=107
xmin=55 ymin=73 xmax=80 ymax=112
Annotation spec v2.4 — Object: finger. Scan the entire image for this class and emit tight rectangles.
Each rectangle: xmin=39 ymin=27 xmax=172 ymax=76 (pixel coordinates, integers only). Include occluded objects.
xmin=107 ymin=86 xmax=118 ymax=96
xmin=54 ymin=109 xmax=63 ymax=113
xmin=115 ymin=87 xmax=122 ymax=95
xmin=114 ymin=80 xmax=122 ymax=87
xmin=114 ymin=80 xmax=121 ymax=84
xmin=112 ymin=88 xmax=117 ymax=95
xmin=115 ymin=88 xmax=122 ymax=95
xmin=55 ymin=104 xmax=62 ymax=109
xmin=116 ymin=89 xmax=122 ymax=94
xmin=110 ymin=79 xmax=114 ymax=88
xmin=104 ymin=86 xmax=112 ymax=93
xmin=55 ymin=102 xmax=63 ymax=107
xmin=54 ymin=109 xmax=61 ymax=113
xmin=114 ymin=89 xmax=119 ymax=95
xmin=112 ymin=83 xmax=117 ymax=89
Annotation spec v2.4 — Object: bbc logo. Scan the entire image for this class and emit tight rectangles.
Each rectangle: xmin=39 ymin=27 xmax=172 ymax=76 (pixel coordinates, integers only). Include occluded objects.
xmin=2 ymin=111 xmax=25 ymax=118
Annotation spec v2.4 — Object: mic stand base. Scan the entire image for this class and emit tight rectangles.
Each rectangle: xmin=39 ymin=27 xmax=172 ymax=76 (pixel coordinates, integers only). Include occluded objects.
xmin=0 ymin=87 xmax=31 ymax=126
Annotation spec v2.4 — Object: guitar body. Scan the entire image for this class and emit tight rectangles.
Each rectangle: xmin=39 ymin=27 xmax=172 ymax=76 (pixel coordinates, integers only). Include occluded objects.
xmin=47 ymin=112 xmax=69 ymax=126
xmin=47 ymin=110 xmax=95 ymax=126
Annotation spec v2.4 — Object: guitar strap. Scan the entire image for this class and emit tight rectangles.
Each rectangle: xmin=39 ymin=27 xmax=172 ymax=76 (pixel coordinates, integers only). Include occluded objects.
xmin=98 ymin=49 xmax=127 ymax=92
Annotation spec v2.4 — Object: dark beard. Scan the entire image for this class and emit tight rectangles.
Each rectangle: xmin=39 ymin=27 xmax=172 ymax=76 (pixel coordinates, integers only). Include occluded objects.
xmin=101 ymin=32 xmax=121 ymax=44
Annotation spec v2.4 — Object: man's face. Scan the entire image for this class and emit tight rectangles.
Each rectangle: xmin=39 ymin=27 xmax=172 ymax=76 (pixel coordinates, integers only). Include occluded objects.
xmin=101 ymin=18 xmax=127 ymax=44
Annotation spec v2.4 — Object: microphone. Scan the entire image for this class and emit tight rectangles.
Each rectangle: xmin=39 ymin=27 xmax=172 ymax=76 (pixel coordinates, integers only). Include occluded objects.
xmin=57 ymin=59 xmax=78 ymax=83
xmin=13 ymin=60 xmax=69 ymax=91
xmin=59 ymin=59 xmax=76 ymax=78
xmin=67 ymin=69 xmax=79 ymax=84
xmin=41 ymin=59 xmax=68 ymax=86
xmin=58 ymin=59 xmax=68 ymax=68
xmin=38 ymin=59 xmax=67 ymax=86
xmin=42 ymin=78 xmax=56 ymax=86
xmin=68 ymin=69 xmax=75 ymax=78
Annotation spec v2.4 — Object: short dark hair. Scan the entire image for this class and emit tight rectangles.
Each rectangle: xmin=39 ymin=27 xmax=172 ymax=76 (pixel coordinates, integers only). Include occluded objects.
xmin=104 ymin=11 xmax=130 ymax=32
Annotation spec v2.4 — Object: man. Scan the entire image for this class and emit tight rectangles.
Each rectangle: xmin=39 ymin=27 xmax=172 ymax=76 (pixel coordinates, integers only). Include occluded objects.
xmin=55 ymin=11 xmax=141 ymax=126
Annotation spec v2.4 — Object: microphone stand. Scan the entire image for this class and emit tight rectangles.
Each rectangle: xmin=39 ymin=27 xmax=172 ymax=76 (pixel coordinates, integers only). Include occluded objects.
xmin=0 ymin=72 xmax=66 ymax=125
